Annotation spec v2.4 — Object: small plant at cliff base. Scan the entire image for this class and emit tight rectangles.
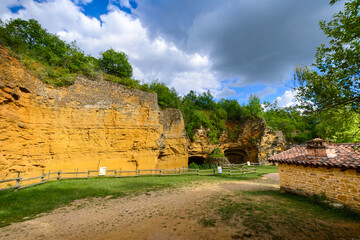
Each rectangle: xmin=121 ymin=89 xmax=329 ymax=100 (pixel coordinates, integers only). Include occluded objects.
xmin=188 ymin=162 xmax=216 ymax=169
xmin=208 ymin=148 xmax=225 ymax=158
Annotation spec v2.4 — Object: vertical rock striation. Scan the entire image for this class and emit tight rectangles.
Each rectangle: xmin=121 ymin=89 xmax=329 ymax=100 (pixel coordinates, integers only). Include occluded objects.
xmin=0 ymin=46 xmax=188 ymax=179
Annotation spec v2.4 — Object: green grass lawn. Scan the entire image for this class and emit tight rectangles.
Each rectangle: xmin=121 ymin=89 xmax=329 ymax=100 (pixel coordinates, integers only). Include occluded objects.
xmin=202 ymin=190 xmax=360 ymax=239
xmin=0 ymin=166 xmax=278 ymax=227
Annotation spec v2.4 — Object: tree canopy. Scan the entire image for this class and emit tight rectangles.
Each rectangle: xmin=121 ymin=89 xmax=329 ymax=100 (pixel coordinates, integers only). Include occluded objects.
xmin=294 ymin=0 xmax=360 ymax=142
xmin=295 ymin=0 xmax=360 ymax=111
xmin=99 ymin=49 xmax=133 ymax=78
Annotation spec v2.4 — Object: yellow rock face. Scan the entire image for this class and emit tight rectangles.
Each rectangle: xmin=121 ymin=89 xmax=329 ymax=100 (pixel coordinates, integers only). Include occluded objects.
xmin=188 ymin=119 xmax=286 ymax=164
xmin=0 ymin=46 xmax=188 ymax=180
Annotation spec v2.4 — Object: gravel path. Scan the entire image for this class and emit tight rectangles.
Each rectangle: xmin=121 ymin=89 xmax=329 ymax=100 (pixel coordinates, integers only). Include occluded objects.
xmin=0 ymin=178 xmax=280 ymax=240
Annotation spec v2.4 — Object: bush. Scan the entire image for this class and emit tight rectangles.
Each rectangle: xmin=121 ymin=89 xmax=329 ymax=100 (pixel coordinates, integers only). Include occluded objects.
xmin=147 ymin=80 xmax=180 ymax=109
xmin=209 ymin=148 xmax=225 ymax=158
xmin=188 ymin=162 xmax=216 ymax=169
xmin=99 ymin=48 xmax=132 ymax=78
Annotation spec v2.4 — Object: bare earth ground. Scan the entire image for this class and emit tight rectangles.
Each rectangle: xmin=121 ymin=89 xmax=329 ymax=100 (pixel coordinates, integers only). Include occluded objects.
xmin=0 ymin=174 xmax=359 ymax=240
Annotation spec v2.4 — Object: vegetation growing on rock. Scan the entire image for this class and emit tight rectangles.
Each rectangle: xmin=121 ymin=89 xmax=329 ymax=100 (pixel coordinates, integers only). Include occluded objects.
xmin=1 ymin=2 xmax=358 ymax=145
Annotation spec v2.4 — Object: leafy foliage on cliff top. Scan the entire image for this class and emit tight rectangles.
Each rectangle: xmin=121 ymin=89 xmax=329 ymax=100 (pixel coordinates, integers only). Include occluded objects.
xmin=0 ymin=18 xmax=134 ymax=87
xmin=179 ymin=91 xmax=315 ymax=144
xmin=263 ymin=101 xmax=317 ymax=143
xmin=99 ymin=49 xmax=133 ymax=78
xmin=0 ymin=18 xmax=323 ymax=144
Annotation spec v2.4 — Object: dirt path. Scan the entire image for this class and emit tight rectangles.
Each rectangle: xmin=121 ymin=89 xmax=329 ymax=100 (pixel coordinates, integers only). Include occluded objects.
xmin=0 ymin=174 xmax=359 ymax=240
xmin=0 ymin=175 xmax=279 ymax=240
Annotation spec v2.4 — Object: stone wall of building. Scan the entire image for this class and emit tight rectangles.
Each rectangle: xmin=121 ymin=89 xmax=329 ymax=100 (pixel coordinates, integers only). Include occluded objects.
xmin=278 ymin=163 xmax=360 ymax=212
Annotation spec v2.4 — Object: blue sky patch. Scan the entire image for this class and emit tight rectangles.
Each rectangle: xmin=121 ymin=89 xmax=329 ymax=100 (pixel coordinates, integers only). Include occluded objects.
xmin=78 ymin=0 xmax=137 ymax=19
xmin=9 ymin=5 xmax=25 ymax=14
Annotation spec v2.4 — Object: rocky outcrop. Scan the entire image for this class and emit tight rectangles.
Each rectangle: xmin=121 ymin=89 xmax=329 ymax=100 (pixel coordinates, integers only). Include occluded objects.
xmin=188 ymin=119 xmax=286 ymax=164
xmin=257 ymin=126 xmax=286 ymax=163
xmin=0 ymin=46 xmax=188 ymax=179
xmin=156 ymin=109 xmax=188 ymax=169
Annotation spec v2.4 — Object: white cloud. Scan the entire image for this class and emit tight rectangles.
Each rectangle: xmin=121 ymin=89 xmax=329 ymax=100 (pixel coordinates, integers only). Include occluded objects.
xmin=74 ymin=0 xmax=93 ymax=4
xmin=275 ymin=90 xmax=298 ymax=108
xmin=117 ymin=0 xmax=131 ymax=9
xmin=253 ymin=86 xmax=277 ymax=99
xmin=0 ymin=0 xmax=219 ymax=95
xmin=214 ymin=86 xmax=237 ymax=99
xmin=172 ymin=70 xmax=219 ymax=95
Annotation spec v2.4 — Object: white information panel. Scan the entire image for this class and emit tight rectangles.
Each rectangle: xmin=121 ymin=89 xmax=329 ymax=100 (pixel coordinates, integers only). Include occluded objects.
xmin=217 ymin=166 xmax=222 ymax=174
xmin=99 ymin=167 xmax=107 ymax=176
xmin=247 ymin=161 xmax=251 ymax=166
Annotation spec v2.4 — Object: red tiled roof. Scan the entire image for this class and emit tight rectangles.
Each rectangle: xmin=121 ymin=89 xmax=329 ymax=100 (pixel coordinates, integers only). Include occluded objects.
xmin=268 ymin=143 xmax=360 ymax=169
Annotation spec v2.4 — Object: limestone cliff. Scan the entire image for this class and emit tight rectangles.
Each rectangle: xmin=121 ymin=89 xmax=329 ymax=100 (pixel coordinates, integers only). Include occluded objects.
xmin=188 ymin=119 xmax=286 ymax=164
xmin=0 ymin=46 xmax=188 ymax=179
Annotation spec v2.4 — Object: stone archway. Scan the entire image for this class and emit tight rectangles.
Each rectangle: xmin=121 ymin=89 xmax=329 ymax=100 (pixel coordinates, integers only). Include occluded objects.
xmin=224 ymin=149 xmax=247 ymax=164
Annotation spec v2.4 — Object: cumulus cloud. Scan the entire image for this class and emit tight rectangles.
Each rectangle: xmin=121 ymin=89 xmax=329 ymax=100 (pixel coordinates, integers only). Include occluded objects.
xmin=74 ymin=0 xmax=93 ymax=4
xmin=0 ymin=0 xmax=218 ymax=95
xmin=117 ymin=0 xmax=131 ymax=9
xmin=275 ymin=90 xmax=299 ymax=108
xmin=136 ymin=0 xmax=342 ymax=86
xmin=253 ymin=87 xmax=277 ymax=99
xmin=214 ymin=87 xmax=238 ymax=99
xmin=0 ymin=0 xmax=343 ymax=99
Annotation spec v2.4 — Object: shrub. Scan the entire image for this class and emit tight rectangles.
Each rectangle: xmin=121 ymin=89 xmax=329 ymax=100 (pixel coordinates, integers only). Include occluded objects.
xmin=99 ymin=48 xmax=132 ymax=78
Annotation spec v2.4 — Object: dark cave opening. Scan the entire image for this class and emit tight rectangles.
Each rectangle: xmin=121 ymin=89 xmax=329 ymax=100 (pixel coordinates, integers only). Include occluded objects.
xmin=188 ymin=156 xmax=206 ymax=165
xmin=224 ymin=149 xmax=247 ymax=164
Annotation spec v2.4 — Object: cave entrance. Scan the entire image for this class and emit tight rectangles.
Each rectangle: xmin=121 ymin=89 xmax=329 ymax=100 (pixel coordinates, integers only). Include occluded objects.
xmin=224 ymin=149 xmax=247 ymax=164
xmin=188 ymin=156 xmax=206 ymax=165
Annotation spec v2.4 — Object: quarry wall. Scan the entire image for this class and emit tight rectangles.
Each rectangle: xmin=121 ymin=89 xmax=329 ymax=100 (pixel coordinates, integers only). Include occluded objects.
xmin=0 ymin=46 xmax=188 ymax=179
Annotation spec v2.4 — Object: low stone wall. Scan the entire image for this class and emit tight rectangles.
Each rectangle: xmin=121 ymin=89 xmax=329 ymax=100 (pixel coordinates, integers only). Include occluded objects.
xmin=278 ymin=163 xmax=360 ymax=212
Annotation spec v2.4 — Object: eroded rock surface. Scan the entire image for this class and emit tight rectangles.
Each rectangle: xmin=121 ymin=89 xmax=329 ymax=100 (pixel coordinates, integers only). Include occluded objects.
xmin=188 ymin=119 xmax=286 ymax=164
xmin=0 ymin=46 xmax=188 ymax=179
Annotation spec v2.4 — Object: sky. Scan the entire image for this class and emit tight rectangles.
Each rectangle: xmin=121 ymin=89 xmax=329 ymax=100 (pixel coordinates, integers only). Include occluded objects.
xmin=0 ymin=0 xmax=343 ymax=107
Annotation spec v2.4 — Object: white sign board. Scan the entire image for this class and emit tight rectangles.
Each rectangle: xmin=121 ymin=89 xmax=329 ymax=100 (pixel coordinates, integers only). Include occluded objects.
xmin=247 ymin=161 xmax=251 ymax=166
xmin=99 ymin=167 xmax=107 ymax=176
xmin=217 ymin=166 xmax=222 ymax=174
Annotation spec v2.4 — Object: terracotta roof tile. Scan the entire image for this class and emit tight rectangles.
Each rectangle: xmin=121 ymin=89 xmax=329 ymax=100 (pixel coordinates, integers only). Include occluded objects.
xmin=268 ymin=143 xmax=360 ymax=169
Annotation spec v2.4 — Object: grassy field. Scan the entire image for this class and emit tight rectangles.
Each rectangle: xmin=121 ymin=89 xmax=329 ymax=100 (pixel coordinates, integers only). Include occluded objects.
xmin=201 ymin=190 xmax=360 ymax=239
xmin=0 ymin=166 xmax=277 ymax=227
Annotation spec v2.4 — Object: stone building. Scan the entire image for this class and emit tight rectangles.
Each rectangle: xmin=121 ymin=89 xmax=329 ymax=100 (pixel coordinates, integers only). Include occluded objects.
xmin=269 ymin=138 xmax=360 ymax=212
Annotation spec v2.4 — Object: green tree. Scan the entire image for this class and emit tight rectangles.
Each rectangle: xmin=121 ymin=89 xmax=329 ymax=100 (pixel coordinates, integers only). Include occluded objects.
xmin=263 ymin=101 xmax=317 ymax=143
xmin=147 ymin=80 xmax=180 ymax=109
xmin=179 ymin=91 xmax=226 ymax=142
xmin=294 ymin=0 xmax=360 ymax=142
xmin=218 ymin=99 xmax=245 ymax=121
xmin=295 ymin=0 xmax=360 ymax=112
xmin=99 ymin=48 xmax=133 ymax=78
xmin=316 ymin=106 xmax=360 ymax=142
xmin=244 ymin=95 xmax=263 ymax=119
